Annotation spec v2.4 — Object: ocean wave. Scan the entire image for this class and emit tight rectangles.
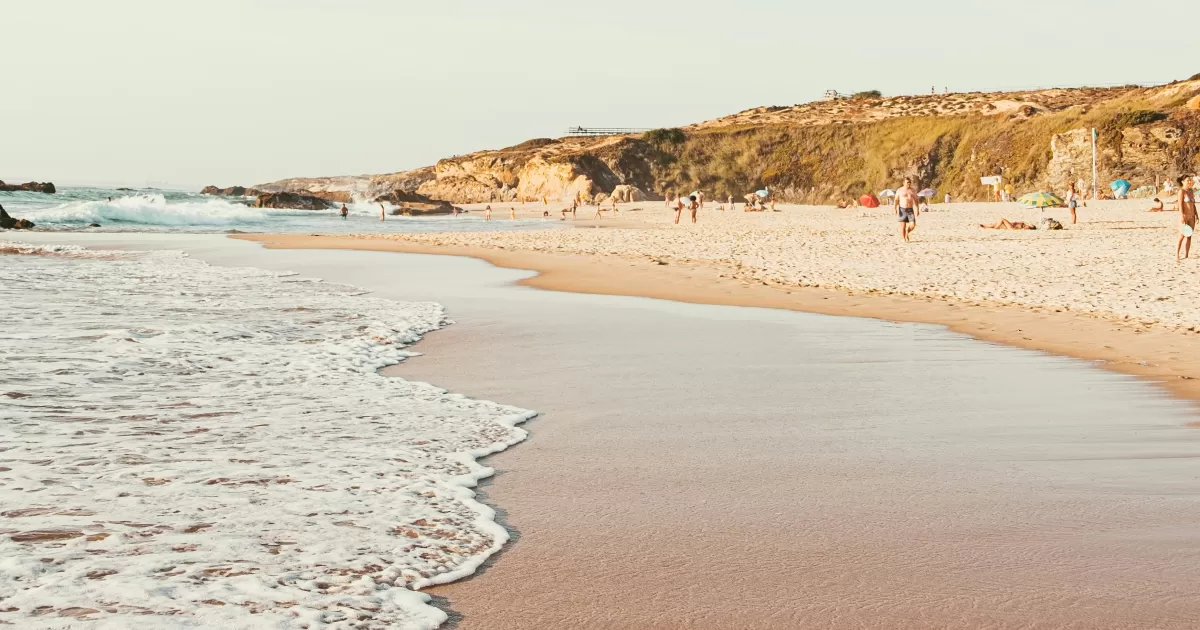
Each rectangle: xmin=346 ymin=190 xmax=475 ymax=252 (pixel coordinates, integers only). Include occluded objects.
xmin=16 ymin=194 xmax=333 ymax=227
xmin=0 ymin=243 xmax=535 ymax=629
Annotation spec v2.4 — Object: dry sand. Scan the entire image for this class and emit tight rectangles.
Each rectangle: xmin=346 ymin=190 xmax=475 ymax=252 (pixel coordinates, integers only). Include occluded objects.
xmin=235 ymin=198 xmax=1200 ymax=404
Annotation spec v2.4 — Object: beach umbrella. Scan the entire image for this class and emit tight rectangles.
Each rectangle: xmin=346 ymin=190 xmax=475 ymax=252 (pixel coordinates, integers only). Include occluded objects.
xmin=1017 ymin=191 xmax=1063 ymax=209
xmin=918 ymin=188 xmax=937 ymax=197
xmin=859 ymin=194 xmax=880 ymax=208
xmin=878 ymin=189 xmax=896 ymax=197
xmin=755 ymin=188 xmax=770 ymax=199
xmin=1110 ymin=179 xmax=1131 ymax=198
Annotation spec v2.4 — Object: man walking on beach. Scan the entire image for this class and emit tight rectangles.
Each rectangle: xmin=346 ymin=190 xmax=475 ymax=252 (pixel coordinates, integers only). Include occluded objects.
xmin=894 ymin=178 xmax=919 ymax=242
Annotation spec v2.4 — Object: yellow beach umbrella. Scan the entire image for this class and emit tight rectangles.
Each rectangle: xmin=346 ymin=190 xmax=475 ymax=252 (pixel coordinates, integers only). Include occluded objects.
xmin=1017 ymin=191 xmax=1063 ymax=209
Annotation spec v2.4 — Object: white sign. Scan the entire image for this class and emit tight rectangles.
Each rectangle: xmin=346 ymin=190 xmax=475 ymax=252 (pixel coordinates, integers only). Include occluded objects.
xmin=980 ymin=176 xmax=1001 ymax=186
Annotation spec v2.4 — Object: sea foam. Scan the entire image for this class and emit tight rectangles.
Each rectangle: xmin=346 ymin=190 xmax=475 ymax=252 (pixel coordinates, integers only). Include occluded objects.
xmin=0 ymin=243 xmax=534 ymax=629
xmin=16 ymin=193 xmax=320 ymax=227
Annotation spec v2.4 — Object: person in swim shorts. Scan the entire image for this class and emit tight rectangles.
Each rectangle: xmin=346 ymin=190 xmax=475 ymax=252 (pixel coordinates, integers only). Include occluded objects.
xmin=894 ymin=177 xmax=919 ymax=242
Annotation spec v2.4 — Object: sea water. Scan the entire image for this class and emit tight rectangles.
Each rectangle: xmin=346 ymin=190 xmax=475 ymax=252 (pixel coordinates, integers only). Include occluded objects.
xmin=0 ymin=242 xmax=535 ymax=629
xmin=0 ymin=187 xmax=552 ymax=234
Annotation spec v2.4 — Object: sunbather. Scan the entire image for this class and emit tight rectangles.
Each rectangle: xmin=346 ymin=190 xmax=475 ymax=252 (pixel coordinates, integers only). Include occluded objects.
xmin=980 ymin=218 xmax=1036 ymax=230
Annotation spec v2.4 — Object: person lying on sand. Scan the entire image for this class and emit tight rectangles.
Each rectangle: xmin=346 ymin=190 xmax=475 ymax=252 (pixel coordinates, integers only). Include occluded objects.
xmin=980 ymin=218 xmax=1036 ymax=230
xmin=1147 ymin=198 xmax=1165 ymax=212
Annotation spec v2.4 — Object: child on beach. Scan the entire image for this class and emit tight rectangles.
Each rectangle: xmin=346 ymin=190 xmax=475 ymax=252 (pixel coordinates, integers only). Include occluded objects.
xmin=1065 ymin=183 xmax=1080 ymax=224
xmin=1178 ymin=175 xmax=1196 ymax=261
xmin=510 ymin=207 xmax=516 ymax=220
xmin=484 ymin=205 xmax=492 ymax=221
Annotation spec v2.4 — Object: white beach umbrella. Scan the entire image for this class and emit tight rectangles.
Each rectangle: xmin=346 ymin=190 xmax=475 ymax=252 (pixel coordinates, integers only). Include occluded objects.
xmin=879 ymin=189 xmax=896 ymax=197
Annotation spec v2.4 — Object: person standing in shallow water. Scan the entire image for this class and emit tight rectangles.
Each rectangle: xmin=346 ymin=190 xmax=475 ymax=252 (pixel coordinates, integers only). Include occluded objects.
xmin=379 ymin=203 xmax=386 ymax=221
xmin=340 ymin=204 xmax=349 ymax=220
xmin=484 ymin=205 xmax=492 ymax=221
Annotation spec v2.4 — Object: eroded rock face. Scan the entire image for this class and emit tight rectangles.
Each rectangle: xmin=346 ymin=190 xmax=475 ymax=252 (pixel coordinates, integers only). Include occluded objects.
xmin=253 ymin=167 xmax=437 ymax=203
xmin=1048 ymin=124 xmax=1186 ymax=193
xmin=252 ymin=192 xmax=334 ymax=211
xmin=0 ymin=205 xmax=35 ymax=230
xmin=608 ymin=185 xmax=646 ymax=203
xmin=0 ymin=181 xmax=55 ymax=194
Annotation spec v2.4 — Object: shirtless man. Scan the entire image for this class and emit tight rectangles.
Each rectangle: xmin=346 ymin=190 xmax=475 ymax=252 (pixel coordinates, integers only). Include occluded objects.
xmin=339 ymin=204 xmax=349 ymax=220
xmin=1178 ymin=175 xmax=1196 ymax=261
xmin=894 ymin=178 xmax=919 ymax=242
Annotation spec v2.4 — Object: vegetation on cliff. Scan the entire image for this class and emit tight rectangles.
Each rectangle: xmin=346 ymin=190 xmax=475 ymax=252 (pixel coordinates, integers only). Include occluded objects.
xmin=258 ymin=79 xmax=1200 ymax=204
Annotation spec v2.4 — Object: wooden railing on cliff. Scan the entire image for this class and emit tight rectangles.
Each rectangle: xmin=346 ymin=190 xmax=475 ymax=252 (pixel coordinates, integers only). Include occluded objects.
xmin=565 ymin=126 xmax=653 ymax=137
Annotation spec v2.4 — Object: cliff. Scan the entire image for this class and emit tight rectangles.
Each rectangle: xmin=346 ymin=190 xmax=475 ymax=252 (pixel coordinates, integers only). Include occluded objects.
xmin=255 ymin=78 xmax=1200 ymax=203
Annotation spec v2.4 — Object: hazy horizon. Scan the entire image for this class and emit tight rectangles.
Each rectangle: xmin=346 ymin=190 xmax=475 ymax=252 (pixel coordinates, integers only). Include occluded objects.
xmin=4 ymin=0 xmax=1197 ymax=190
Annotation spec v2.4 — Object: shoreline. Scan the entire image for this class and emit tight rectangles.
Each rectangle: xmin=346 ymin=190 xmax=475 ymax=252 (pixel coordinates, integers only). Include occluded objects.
xmin=233 ymin=233 xmax=1200 ymax=408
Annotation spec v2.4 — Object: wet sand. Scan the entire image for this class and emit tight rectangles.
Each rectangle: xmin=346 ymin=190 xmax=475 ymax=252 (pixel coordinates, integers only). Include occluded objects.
xmin=234 ymin=233 xmax=1200 ymax=406
xmin=15 ymin=233 xmax=1200 ymax=628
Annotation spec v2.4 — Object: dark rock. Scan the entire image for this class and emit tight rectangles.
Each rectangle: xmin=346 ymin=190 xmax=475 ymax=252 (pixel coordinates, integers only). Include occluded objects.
xmin=375 ymin=189 xmax=459 ymax=215
xmin=88 ymin=223 xmax=101 ymax=228
xmin=201 ymin=185 xmax=262 ymax=197
xmin=0 ymin=180 xmax=55 ymax=193
xmin=252 ymin=192 xmax=334 ymax=211
xmin=0 ymin=205 xmax=35 ymax=230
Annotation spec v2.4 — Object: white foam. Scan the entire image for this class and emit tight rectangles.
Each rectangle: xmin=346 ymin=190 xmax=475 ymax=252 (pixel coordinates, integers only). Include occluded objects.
xmin=0 ymin=243 xmax=535 ymax=629
xmin=18 ymin=194 xmax=328 ymax=227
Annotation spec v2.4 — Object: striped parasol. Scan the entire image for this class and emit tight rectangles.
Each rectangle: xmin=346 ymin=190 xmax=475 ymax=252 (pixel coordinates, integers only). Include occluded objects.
xmin=1017 ymin=191 xmax=1063 ymax=208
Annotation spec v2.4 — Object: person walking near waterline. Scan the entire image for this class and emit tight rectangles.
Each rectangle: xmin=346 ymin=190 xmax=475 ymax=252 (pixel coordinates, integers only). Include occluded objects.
xmin=379 ymin=203 xmax=386 ymax=221
xmin=484 ymin=205 xmax=492 ymax=221
xmin=894 ymin=178 xmax=919 ymax=242
xmin=340 ymin=204 xmax=349 ymax=220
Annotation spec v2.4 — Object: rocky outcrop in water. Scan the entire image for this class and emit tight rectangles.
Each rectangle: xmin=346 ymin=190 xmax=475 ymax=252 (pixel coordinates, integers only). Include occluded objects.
xmin=201 ymin=185 xmax=262 ymax=197
xmin=0 ymin=181 xmax=56 ymax=194
xmin=252 ymin=192 xmax=334 ymax=211
xmin=374 ymin=189 xmax=460 ymax=215
xmin=0 ymin=205 xmax=35 ymax=229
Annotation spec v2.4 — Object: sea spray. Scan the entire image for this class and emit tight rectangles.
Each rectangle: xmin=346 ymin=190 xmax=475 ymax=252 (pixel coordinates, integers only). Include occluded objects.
xmin=0 ymin=243 xmax=535 ymax=629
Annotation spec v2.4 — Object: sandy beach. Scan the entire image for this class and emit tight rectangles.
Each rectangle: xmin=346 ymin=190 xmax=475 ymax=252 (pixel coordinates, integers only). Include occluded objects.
xmin=237 ymin=197 xmax=1200 ymax=405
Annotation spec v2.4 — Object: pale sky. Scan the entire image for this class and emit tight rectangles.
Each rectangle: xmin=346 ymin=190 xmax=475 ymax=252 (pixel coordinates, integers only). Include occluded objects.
xmin=3 ymin=0 xmax=1197 ymax=189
